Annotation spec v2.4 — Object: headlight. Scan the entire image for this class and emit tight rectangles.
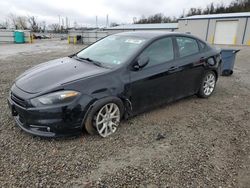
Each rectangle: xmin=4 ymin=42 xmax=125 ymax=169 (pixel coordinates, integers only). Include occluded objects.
xmin=30 ymin=90 xmax=80 ymax=107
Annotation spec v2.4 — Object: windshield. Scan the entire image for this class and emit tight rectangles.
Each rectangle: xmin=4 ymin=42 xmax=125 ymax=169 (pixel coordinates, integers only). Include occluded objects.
xmin=76 ymin=35 xmax=147 ymax=67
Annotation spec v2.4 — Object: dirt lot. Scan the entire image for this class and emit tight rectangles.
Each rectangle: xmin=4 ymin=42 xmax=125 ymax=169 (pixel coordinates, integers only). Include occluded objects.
xmin=0 ymin=40 xmax=249 ymax=187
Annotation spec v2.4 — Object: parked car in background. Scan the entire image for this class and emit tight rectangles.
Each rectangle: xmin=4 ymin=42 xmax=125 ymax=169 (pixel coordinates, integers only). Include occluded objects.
xmin=32 ymin=34 xmax=51 ymax=39
xmin=8 ymin=31 xmax=221 ymax=138
xmin=60 ymin=35 xmax=67 ymax=40
xmin=41 ymin=35 xmax=51 ymax=39
xmin=32 ymin=34 xmax=42 ymax=39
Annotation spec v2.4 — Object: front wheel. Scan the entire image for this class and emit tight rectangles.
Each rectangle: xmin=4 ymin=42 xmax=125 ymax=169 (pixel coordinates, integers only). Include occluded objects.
xmin=197 ymin=71 xmax=216 ymax=98
xmin=95 ymin=103 xmax=121 ymax=137
xmin=84 ymin=98 xmax=123 ymax=137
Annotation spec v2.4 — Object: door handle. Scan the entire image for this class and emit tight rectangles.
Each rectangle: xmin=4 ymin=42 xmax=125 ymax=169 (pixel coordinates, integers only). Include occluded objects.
xmin=200 ymin=57 xmax=206 ymax=62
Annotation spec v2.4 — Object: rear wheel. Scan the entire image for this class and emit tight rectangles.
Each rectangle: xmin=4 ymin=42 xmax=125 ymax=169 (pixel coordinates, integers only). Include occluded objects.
xmin=84 ymin=98 xmax=123 ymax=137
xmin=197 ymin=71 xmax=216 ymax=98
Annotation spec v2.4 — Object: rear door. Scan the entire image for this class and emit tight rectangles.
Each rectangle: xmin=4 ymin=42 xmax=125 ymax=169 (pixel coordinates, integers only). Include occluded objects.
xmin=173 ymin=36 xmax=205 ymax=99
xmin=129 ymin=37 xmax=177 ymax=114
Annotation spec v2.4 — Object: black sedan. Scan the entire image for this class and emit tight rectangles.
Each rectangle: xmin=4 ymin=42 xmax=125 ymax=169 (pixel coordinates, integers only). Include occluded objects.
xmin=8 ymin=31 xmax=221 ymax=137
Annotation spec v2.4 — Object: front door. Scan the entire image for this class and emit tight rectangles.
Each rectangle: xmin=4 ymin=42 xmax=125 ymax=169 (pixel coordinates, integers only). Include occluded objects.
xmin=129 ymin=37 xmax=177 ymax=114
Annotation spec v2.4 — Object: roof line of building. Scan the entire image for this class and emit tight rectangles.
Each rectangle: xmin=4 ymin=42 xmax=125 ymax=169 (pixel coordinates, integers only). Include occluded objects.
xmin=179 ymin=12 xmax=250 ymax=20
xmin=105 ymin=23 xmax=178 ymax=30
xmin=179 ymin=15 xmax=250 ymax=20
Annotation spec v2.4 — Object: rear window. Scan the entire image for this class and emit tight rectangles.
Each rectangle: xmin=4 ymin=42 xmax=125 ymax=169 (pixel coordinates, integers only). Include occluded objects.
xmin=176 ymin=37 xmax=199 ymax=57
xmin=198 ymin=40 xmax=206 ymax=50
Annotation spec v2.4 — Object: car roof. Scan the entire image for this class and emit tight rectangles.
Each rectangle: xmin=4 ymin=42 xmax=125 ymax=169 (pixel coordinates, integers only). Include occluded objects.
xmin=114 ymin=31 xmax=196 ymax=40
xmin=114 ymin=31 xmax=211 ymax=50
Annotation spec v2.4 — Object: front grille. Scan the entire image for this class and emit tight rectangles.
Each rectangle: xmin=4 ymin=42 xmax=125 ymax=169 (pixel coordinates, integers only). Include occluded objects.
xmin=18 ymin=115 xmax=25 ymax=124
xmin=11 ymin=93 xmax=27 ymax=107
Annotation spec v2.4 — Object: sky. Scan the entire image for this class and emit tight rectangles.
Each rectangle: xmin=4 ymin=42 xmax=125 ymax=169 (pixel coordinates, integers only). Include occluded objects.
xmin=0 ymin=0 xmax=233 ymax=27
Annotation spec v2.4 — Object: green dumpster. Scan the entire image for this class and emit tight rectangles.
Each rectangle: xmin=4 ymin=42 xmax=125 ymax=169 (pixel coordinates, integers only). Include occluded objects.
xmin=14 ymin=31 xmax=25 ymax=43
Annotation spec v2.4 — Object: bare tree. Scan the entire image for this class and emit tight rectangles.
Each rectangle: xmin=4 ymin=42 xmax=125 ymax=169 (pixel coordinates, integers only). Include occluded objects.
xmin=8 ymin=13 xmax=28 ymax=29
xmin=49 ymin=23 xmax=60 ymax=32
xmin=185 ymin=0 xmax=250 ymax=17
xmin=16 ymin=16 xmax=28 ymax=29
xmin=135 ymin=13 xmax=176 ymax=24
xmin=27 ymin=16 xmax=39 ymax=32
xmin=0 ymin=19 xmax=10 ymax=29
xmin=9 ymin=13 xmax=18 ymax=29
xmin=133 ymin=17 xmax=137 ymax=24
xmin=40 ymin=21 xmax=46 ymax=32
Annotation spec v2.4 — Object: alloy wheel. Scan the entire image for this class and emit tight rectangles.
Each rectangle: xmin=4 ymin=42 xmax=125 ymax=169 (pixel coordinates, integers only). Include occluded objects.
xmin=95 ymin=103 xmax=120 ymax=137
xmin=203 ymin=73 xmax=216 ymax=96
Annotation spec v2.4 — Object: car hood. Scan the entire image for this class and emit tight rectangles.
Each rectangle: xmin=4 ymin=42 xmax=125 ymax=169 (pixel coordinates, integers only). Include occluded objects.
xmin=15 ymin=57 xmax=109 ymax=94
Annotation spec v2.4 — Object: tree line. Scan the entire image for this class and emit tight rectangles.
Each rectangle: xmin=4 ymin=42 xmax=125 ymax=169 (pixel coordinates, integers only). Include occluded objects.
xmin=0 ymin=14 xmax=69 ymax=33
xmin=1 ymin=0 xmax=249 ymax=30
xmin=134 ymin=0 xmax=250 ymax=24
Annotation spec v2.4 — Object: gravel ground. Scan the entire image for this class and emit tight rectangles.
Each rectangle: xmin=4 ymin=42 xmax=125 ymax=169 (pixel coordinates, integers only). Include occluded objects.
xmin=0 ymin=40 xmax=250 ymax=187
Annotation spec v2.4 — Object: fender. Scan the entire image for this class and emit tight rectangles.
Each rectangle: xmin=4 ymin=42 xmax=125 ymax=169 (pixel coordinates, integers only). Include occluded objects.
xmin=80 ymin=96 xmax=125 ymax=128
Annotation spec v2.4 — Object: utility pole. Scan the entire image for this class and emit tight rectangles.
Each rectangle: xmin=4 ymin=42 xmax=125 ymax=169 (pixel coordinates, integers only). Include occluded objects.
xmin=66 ymin=17 xmax=68 ymax=29
xmin=96 ymin=16 xmax=98 ymax=28
xmin=58 ymin=15 xmax=61 ymax=27
xmin=133 ymin=17 xmax=137 ymax=24
xmin=58 ymin=15 xmax=61 ymax=32
xmin=62 ymin=18 xmax=64 ymax=28
xmin=106 ymin=14 xmax=109 ymax=28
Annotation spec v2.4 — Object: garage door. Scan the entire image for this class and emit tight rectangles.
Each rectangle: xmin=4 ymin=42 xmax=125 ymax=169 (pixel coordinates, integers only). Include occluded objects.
xmin=214 ymin=21 xmax=238 ymax=45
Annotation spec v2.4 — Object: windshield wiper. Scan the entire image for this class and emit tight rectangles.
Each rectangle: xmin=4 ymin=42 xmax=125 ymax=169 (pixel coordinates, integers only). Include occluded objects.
xmin=74 ymin=55 xmax=103 ymax=67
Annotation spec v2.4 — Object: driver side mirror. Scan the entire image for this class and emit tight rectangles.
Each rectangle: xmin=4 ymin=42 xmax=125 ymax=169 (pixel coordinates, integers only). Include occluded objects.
xmin=133 ymin=56 xmax=149 ymax=70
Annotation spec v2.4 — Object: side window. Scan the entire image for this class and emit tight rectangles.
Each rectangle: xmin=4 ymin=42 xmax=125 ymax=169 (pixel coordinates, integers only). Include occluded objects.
xmin=176 ymin=37 xmax=199 ymax=57
xmin=139 ymin=37 xmax=174 ymax=67
xmin=198 ymin=40 xmax=206 ymax=50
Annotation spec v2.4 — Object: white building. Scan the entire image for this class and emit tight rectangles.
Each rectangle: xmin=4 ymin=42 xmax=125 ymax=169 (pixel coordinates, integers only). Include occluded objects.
xmin=178 ymin=12 xmax=250 ymax=45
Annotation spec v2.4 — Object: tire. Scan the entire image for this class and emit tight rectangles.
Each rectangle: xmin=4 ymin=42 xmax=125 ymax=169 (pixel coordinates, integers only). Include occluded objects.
xmin=197 ymin=71 xmax=216 ymax=98
xmin=222 ymin=69 xmax=233 ymax=76
xmin=84 ymin=97 xmax=124 ymax=137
